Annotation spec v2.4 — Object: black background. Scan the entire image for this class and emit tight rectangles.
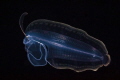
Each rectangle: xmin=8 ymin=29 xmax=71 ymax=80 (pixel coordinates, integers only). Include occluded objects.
xmin=0 ymin=0 xmax=120 ymax=80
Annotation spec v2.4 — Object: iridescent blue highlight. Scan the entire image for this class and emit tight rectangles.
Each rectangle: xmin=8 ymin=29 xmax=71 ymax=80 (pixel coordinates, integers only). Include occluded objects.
xmin=19 ymin=12 xmax=111 ymax=72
